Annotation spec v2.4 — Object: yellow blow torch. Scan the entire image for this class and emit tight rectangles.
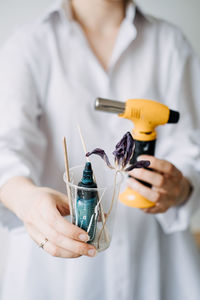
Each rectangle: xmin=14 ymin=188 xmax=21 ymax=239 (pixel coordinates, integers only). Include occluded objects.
xmin=95 ymin=98 xmax=180 ymax=208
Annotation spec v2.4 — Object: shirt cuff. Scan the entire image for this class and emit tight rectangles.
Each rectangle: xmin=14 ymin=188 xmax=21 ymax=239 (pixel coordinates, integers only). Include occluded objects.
xmin=0 ymin=203 xmax=23 ymax=230
xmin=0 ymin=155 xmax=38 ymax=230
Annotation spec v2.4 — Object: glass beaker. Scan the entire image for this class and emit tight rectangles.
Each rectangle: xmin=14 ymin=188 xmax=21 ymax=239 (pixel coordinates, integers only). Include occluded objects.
xmin=63 ymin=163 xmax=122 ymax=252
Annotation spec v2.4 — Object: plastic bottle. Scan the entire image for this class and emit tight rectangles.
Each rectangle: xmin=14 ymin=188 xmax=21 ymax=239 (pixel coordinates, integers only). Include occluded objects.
xmin=77 ymin=162 xmax=98 ymax=242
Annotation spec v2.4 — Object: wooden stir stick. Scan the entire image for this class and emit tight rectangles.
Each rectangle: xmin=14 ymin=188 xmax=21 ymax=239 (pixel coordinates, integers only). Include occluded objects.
xmin=63 ymin=137 xmax=73 ymax=220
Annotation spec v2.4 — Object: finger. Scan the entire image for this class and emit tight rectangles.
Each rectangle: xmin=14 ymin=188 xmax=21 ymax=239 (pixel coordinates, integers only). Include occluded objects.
xmin=52 ymin=191 xmax=71 ymax=216
xmin=143 ymin=204 xmax=169 ymax=214
xmin=39 ymin=200 xmax=90 ymax=242
xmin=138 ymin=155 xmax=181 ymax=177
xmin=33 ymin=217 xmax=97 ymax=257
xmin=26 ymin=224 xmax=81 ymax=258
xmin=152 ymin=183 xmax=178 ymax=199
xmin=142 ymin=199 xmax=171 ymax=214
xmin=41 ymin=188 xmax=69 ymax=204
xmin=127 ymin=177 xmax=161 ymax=203
xmin=41 ymin=188 xmax=70 ymax=216
xmin=129 ymin=168 xmax=165 ymax=188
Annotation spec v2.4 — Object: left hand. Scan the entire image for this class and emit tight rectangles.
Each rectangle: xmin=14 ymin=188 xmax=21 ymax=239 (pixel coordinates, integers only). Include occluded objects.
xmin=128 ymin=155 xmax=192 ymax=214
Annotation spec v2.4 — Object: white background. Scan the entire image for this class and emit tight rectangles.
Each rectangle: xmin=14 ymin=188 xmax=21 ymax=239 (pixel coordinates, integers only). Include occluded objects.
xmin=0 ymin=0 xmax=200 ymax=293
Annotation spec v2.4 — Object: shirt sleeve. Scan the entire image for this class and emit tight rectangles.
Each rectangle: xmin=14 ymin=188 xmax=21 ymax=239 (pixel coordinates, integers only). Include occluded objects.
xmin=155 ymin=27 xmax=200 ymax=234
xmin=0 ymin=32 xmax=46 ymax=229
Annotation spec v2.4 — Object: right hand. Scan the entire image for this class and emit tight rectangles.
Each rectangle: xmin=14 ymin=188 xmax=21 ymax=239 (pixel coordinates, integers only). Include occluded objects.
xmin=1 ymin=178 xmax=97 ymax=258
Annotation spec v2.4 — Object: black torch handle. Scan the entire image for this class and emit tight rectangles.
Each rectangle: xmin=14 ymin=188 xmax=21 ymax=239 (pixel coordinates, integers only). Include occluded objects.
xmin=130 ymin=140 xmax=156 ymax=188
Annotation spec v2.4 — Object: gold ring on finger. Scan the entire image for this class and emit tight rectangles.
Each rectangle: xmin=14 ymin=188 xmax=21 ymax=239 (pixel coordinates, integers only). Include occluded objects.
xmin=39 ymin=238 xmax=48 ymax=249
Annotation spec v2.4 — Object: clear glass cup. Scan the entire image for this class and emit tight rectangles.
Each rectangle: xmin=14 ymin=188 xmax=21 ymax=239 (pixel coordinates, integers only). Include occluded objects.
xmin=63 ymin=163 xmax=123 ymax=252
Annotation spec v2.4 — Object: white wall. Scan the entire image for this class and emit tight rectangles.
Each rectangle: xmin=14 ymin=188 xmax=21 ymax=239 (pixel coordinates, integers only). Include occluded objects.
xmin=0 ymin=0 xmax=200 ymax=294
xmin=0 ymin=0 xmax=55 ymax=45
xmin=137 ymin=0 xmax=200 ymax=56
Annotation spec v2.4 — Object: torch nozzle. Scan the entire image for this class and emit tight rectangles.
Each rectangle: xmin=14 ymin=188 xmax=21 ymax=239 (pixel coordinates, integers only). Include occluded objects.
xmin=95 ymin=98 xmax=125 ymax=114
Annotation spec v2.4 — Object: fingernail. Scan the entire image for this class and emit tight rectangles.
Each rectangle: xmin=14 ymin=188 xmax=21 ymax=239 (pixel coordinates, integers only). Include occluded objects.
xmin=88 ymin=249 xmax=97 ymax=257
xmin=79 ymin=234 xmax=89 ymax=242
xmin=128 ymin=174 xmax=133 ymax=178
xmin=137 ymin=156 xmax=143 ymax=161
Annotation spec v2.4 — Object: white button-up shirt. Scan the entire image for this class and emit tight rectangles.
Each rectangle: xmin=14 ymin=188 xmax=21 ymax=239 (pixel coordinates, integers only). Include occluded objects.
xmin=0 ymin=1 xmax=200 ymax=299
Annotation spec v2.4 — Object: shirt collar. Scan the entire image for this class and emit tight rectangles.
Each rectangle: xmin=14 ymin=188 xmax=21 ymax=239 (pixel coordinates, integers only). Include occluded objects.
xmin=109 ymin=2 xmax=137 ymax=70
xmin=41 ymin=0 xmax=150 ymax=72
xmin=41 ymin=0 xmax=71 ymax=23
xmin=42 ymin=0 xmax=151 ymax=26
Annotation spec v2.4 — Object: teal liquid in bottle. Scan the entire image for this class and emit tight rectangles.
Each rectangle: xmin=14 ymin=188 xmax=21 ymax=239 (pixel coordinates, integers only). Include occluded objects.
xmin=77 ymin=162 xmax=98 ymax=242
